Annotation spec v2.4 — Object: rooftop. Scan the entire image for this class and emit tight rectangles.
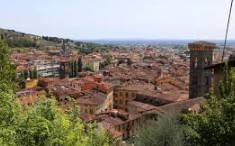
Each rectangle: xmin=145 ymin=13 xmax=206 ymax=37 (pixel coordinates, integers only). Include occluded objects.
xmin=76 ymin=92 xmax=107 ymax=105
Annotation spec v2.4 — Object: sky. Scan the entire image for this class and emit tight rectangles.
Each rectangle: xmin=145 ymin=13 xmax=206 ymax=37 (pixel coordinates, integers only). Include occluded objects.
xmin=0 ymin=0 xmax=235 ymax=40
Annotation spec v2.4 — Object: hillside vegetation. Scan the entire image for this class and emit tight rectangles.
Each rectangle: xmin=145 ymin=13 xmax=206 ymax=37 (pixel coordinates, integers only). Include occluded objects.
xmin=0 ymin=28 xmax=112 ymax=53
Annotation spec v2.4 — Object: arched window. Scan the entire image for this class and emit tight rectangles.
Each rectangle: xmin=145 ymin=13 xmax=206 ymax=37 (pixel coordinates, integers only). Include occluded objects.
xmin=205 ymin=57 xmax=208 ymax=65
xmin=194 ymin=57 xmax=198 ymax=68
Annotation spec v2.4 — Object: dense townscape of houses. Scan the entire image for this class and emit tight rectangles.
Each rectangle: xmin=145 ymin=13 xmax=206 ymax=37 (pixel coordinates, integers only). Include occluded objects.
xmin=11 ymin=41 xmax=235 ymax=144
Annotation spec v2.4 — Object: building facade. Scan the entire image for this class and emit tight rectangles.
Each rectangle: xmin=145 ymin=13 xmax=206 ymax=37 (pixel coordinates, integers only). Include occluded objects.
xmin=189 ymin=41 xmax=216 ymax=98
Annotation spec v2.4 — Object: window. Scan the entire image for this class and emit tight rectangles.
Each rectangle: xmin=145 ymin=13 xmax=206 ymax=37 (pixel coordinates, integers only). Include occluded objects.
xmin=126 ymin=92 xmax=129 ymax=98
xmin=205 ymin=58 xmax=208 ymax=65
xmin=205 ymin=76 xmax=210 ymax=86
xmin=132 ymin=93 xmax=135 ymax=98
xmin=194 ymin=57 xmax=198 ymax=68
xmin=193 ymin=79 xmax=198 ymax=85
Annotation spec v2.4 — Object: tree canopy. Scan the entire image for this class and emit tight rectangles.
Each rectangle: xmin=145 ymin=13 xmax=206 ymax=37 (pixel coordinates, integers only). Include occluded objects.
xmin=135 ymin=116 xmax=184 ymax=146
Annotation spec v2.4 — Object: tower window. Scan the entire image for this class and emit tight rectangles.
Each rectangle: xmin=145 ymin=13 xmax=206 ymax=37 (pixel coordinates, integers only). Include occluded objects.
xmin=205 ymin=76 xmax=210 ymax=86
xmin=194 ymin=57 xmax=198 ymax=68
xmin=205 ymin=58 xmax=208 ymax=65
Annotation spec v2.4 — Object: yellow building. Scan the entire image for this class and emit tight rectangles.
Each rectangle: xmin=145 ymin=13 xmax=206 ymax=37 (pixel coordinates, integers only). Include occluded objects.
xmin=25 ymin=79 xmax=38 ymax=89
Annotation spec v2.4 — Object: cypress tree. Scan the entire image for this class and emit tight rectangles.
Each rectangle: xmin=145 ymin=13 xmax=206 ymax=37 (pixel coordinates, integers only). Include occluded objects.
xmin=78 ymin=58 xmax=82 ymax=72
xmin=23 ymin=70 xmax=28 ymax=80
xmin=29 ymin=70 xmax=33 ymax=79
xmin=71 ymin=61 xmax=74 ymax=77
xmin=0 ymin=34 xmax=4 ymax=40
xmin=32 ymin=67 xmax=38 ymax=79
xmin=74 ymin=60 xmax=77 ymax=77
xmin=69 ymin=61 xmax=73 ymax=77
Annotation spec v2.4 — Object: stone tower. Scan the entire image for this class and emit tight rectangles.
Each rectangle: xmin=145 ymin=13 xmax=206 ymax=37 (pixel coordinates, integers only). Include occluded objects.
xmin=189 ymin=41 xmax=216 ymax=98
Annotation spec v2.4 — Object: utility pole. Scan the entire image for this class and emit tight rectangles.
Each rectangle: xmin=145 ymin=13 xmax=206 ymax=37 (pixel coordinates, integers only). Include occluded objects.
xmin=222 ymin=0 xmax=234 ymax=62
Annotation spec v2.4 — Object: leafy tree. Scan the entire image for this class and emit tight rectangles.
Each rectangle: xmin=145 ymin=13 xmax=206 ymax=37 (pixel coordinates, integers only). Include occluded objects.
xmin=29 ymin=70 xmax=33 ymax=79
xmin=0 ymin=40 xmax=16 ymax=92
xmin=69 ymin=61 xmax=73 ymax=77
xmin=135 ymin=116 xmax=185 ymax=146
xmin=77 ymin=58 xmax=83 ymax=72
xmin=23 ymin=70 xmax=29 ymax=80
xmin=219 ymin=65 xmax=235 ymax=98
xmin=15 ymin=98 xmax=111 ymax=146
xmin=0 ymin=34 xmax=4 ymax=40
xmin=6 ymin=38 xmax=37 ymax=48
xmin=84 ymin=64 xmax=93 ymax=72
xmin=32 ymin=67 xmax=38 ymax=79
xmin=74 ymin=61 xmax=78 ymax=77
xmin=0 ymin=90 xmax=21 ymax=146
xmin=0 ymin=40 xmax=21 ymax=145
xmin=182 ymin=66 xmax=235 ymax=146
xmin=100 ymin=56 xmax=112 ymax=69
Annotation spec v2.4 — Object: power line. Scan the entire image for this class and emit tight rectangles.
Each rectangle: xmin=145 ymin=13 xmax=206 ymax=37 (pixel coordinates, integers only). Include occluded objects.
xmin=222 ymin=0 xmax=234 ymax=62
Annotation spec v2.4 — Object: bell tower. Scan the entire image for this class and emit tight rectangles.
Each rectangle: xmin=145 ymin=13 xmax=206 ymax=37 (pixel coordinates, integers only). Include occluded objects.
xmin=189 ymin=41 xmax=216 ymax=98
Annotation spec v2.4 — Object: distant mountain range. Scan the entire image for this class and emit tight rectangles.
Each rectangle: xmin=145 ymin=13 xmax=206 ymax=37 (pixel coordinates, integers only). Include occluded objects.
xmin=88 ymin=39 xmax=235 ymax=47
xmin=1 ymin=28 xmax=235 ymax=48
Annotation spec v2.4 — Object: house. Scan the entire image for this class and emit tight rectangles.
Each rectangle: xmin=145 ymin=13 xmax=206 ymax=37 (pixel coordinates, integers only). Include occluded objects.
xmin=16 ymin=89 xmax=38 ymax=105
xmin=95 ymin=109 xmax=143 ymax=139
xmin=76 ymin=91 xmax=113 ymax=114
xmin=82 ymin=55 xmax=101 ymax=72
xmin=30 ymin=59 xmax=60 ymax=77
xmin=205 ymin=54 xmax=235 ymax=96
xmin=25 ymin=79 xmax=38 ymax=89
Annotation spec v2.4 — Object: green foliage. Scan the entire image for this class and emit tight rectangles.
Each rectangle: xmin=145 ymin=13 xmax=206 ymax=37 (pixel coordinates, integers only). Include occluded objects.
xmin=0 ymin=40 xmax=16 ymax=92
xmin=11 ymin=47 xmax=32 ymax=53
xmin=0 ymin=91 xmax=111 ymax=146
xmin=100 ymin=56 xmax=112 ymax=69
xmin=42 ymin=36 xmax=62 ymax=43
xmin=135 ymin=116 xmax=185 ymax=146
xmin=219 ymin=65 xmax=235 ymax=98
xmin=84 ymin=64 xmax=94 ymax=72
xmin=182 ymin=66 xmax=235 ymax=146
xmin=69 ymin=61 xmax=73 ymax=77
xmin=14 ymin=99 xmax=110 ymax=146
xmin=78 ymin=43 xmax=110 ymax=54
xmin=77 ymin=58 xmax=83 ymax=72
xmin=23 ymin=70 xmax=29 ymax=80
xmin=68 ymin=60 xmax=79 ymax=77
xmin=73 ymin=61 xmax=78 ymax=77
xmin=32 ymin=67 xmax=38 ymax=79
xmin=6 ymin=38 xmax=37 ymax=48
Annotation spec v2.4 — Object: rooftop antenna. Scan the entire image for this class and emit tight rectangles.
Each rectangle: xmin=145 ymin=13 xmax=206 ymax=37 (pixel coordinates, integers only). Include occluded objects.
xmin=222 ymin=0 xmax=234 ymax=62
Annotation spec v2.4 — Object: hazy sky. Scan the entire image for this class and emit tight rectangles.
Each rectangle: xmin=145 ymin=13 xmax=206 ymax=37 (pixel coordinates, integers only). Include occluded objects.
xmin=0 ymin=0 xmax=234 ymax=40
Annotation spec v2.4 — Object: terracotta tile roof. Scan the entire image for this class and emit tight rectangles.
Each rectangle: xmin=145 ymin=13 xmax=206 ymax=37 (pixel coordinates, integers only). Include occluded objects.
xmin=96 ymin=109 xmax=141 ymax=126
xmin=128 ymin=101 xmax=157 ymax=112
xmin=158 ymin=97 xmax=205 ymax=114
xmin=76 ymin=92 xmax=107 ymax=105
xmin=106 ymin=128 xmax=123 ymax=139
xmin=80 ymin=113 xmax=96 ymax=122
xmin=16 ymin=89 xmax=38 ymax=105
